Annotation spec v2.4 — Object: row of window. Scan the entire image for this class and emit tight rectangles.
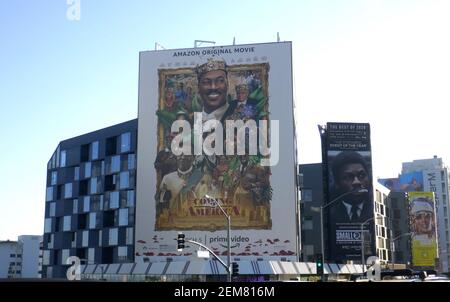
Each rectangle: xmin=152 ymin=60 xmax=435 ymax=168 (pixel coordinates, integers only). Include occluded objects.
xmin=45 ymin=208 xmax=134 ymax=233
xmin=46 ymin=171 xmax=136 ymax=202
xmin=60 ymin=133 xmax=132 ymax=168
xmin=49 ymin=153 xmax=135 ymax=187
xmin=46 ymin=190 xmax=135 ymax=218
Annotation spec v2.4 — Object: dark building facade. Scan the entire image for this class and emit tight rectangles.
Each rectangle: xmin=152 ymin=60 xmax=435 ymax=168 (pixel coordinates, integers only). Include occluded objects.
xmin=298 ymin=163 xmax=324 ymax=262
xmin=386 ymin=191 xmax=411 ymax=267
xmin=42 ymin=119 xmax=138 ymax=278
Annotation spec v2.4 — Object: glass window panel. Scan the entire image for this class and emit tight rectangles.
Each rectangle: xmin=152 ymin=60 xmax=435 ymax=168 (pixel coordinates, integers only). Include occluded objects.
xmin=118 ymin=246 xmax=127 ymax=261
xmin=91 ymin=141 xmax=99 ymax=160
xmin=48 ymin=234 xmax=54 ymax=249
xmin=92 ymin=161 xmax=102 ymax=177
xmin=128 ymin=154 xmax=136 ymax=170
xmin=49 ymin=202 xmax=56 ymax=217
xmin=84 ymin=162 xmax=92 ymax=178
xmin=127 ymin=190 xmax=135 ymax=207
xmin=61 ymin=249 xmax=70 ymax=264
xmin=74 ymin=166 xmax=80 ymax=181
xmin=82 ymin=231 xmax=89 ymax=247
xmin=43 ymin=250 xmax=50 ymax=265
xmin=44 ymin=218 xmax=52 ymax=233
xmin=119 ymin=171 xmax=129 ymax=189
xmin=109 ymin=228 xmax=118 ymax=246
xmin=60 ymin=150 xmax=66 ymax=167
xmin=88 ymin=248 xmax=95 ymax=263
xmin=73 ymin=199 xmax=78 ymax=214
xmin=126 ymin=228 xmax=133 ymax=245
xmin=111 ymin=155 xmax=120 ymax=173
xmin=63 ymin=216 xmax=71 ymax=231
xmin=120 ymin=132 xmax=131 ymax=153
xmin=91 ymin=195 xmax=102 ymax=212
xmin=89 ymin=212 xmax=97 ymax=229
xmin=119 ymin=208 xmax=128 ymax=226
xmin=110 ymin=191 xmax=119 ymax=209
xmin=51 ymin=171 xmax=57 ymax=186
xmin=98 ymin=230 xmax=102 ymax=247
xmin=64 ymin=183 xmax=73 ymax=199
xmin=83 ymin=196 xmax=90 ymax=212
xmin=46 ymin=187 xmax=53 ymax=202
xmin=90 ymin=178 xmax=97 ymax=194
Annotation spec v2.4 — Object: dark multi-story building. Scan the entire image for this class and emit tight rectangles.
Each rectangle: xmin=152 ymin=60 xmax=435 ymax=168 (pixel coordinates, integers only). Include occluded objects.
xmin=42 ymin=119 xmax=138 ymax=278
xmin=386 ymin=191 xmax=411 ymax=268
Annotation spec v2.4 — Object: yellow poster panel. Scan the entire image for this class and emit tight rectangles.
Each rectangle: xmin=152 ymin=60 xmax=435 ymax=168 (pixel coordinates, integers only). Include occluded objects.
xmin=409 ymin=191 xmax=438 ymax=268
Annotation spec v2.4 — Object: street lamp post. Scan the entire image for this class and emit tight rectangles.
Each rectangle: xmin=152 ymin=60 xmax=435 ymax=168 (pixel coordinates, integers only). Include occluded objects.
xmin=361 ymin=215 xmax=382 ymax=275
xmin=205 ymin=195 xmax=232 ymax=282
xmin=319 ymin=188 xmax=368 ymax=280
xmin=390 ymin=232 xmax=411 ymax=270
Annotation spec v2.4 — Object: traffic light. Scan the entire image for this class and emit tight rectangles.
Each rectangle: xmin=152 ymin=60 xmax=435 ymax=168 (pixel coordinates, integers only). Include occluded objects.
xmin=316 ymin=253 xmax=324 ymax=276
xmin=232 ymin=262 xmax=239 ymax=275
xmin=177 ymin=233 xmax=185 ymax=251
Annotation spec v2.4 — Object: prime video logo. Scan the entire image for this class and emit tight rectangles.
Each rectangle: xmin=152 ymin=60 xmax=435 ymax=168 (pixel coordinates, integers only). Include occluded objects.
xmin=170 ymin=113 xmax=279 ymax=166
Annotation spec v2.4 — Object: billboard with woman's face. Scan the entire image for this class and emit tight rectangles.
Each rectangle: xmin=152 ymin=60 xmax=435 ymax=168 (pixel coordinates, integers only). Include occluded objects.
xmin=408 ymin=192 xmax=438 ymax=268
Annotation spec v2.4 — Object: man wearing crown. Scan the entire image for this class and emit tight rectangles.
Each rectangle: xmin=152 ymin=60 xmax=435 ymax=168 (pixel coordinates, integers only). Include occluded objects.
xmin=196 ymin=58 xmax=237 ymax=123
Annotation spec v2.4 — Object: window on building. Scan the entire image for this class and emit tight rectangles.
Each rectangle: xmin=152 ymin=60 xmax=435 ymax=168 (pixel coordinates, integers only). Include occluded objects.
xmin=64 ymin=183 xmax=73 ymax=199
xmin=119 ymin=171 xmax=129 ymax=189
xmin=46 ymin=186 xmax=53 ymax=202
xmin=73 ymin=166 xmax=80 ymax=180
xmin=301 ymin=189 xmax=313 ymax=202
xmin=43 ymin=250 xmax=50 ymax=266
xmin=88 ymin=248 xmax=95 ymax=263
xmin=53 ymin=250 xmax=60 ymax=265
xmin=105 ymin=136 xmax=117 ymax=156
xmin=78 ymin=213 xmax=87 ymax=230
xmin=118 ymin=246 xmax=128 ymax=262
xmin=91 ymin=141 xmax=99 ymax=160
xmin=83 ymin=196 xmax=90 ymax=212
xmin=84 ymin=162 xmax=92 ymax=178
xmin=302 ymin=216 xmax=313 ymax=230
xmin=63 ymin=215 xmax=71 ymax=231
xmin=44 ymin=218 xmax=52 ymax=233
xmin=89 ymin=212 xmax=97 ymax=229
xmin=51 ymin=171 xmax=57 ymax=186
xmin=48 ymin=234 xmax=54 ymax=249
xmin=57 ymin=185 xmax=62 ymax=200
xmin=104 ymin=174 xmax=116 ymax=191
xmin=82 ymin=231 xmax=89 ymax=247
xmin=54 ymin=217 xmax=61 ymax=232
xmin=79 ymin=180 xmax=88 ymax=196
xmin=49 ymin=202 xmax=56 ymax=217
xmin=126 ymin=227 xmax=133 ymax=245
xmin=91 ymin=195 xmax=103 ymax=212
xmin=80 ymin=144 xmax=90 ymax=162
xmin=92 ymin=161 xmax=103 ymax=177
xmin=73 ymin=199 xmax=78 ymax=214
xmin=111 ymin=155 xmax=120 ymax=173
xmin=109 ymin=191 xmax=119 ymax=209
xmin=119 ymin=208 xmax=129 ymax=226
xmin=109 ymin=228 xmax=118 ymax=246
xmin=128 ymin=154 xmax=136 ymax=170
xmin=127 ymin=190 xmax=135 ymax=207
xmin=60 ymin=150 xmax=66 ymax=167
xmin=61 ymin=249 xmax=70 ymax=264
xmin=103 ymin=210 xmax=115 ymax=228
xmin=120 ymin=132 xmax=131 ymax=153
xmin=90 ymin=177 xmax=102 ymax=194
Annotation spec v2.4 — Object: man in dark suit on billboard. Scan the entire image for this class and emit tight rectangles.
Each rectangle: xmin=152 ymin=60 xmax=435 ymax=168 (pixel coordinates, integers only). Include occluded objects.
xmin=329 ymin=151 xmax=373 ymax=223
xmin=327 ymin=150 xmax=374 ymax=261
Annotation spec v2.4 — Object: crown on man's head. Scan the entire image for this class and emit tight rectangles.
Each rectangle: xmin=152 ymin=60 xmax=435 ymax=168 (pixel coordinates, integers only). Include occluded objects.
xmin=235 ymin=84 xmax=248 ymax=93
xmin=196 ymin=58 xmax=227 ymax=77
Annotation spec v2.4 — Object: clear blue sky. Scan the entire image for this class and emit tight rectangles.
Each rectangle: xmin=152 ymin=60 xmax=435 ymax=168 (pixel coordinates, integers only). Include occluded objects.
xmin=1 ymin=0 xmax=449 ymax=240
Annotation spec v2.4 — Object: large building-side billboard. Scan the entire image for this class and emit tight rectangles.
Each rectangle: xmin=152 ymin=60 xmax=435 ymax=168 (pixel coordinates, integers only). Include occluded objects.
xmin=323 ymin=122 xmax=375 ymax=263
xmin=408 ymin=192 xmax=438 ymax=268
xmin=399 ymin=172 xmax=424 ymax=192
xmin=135 ymin=42 xmax=298 ymax=261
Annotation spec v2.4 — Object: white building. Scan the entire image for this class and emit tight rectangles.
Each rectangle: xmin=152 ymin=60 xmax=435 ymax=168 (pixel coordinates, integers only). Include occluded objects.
xmin=0 ymin=235 xmax=42 ymax=279
xmin=402 ymin=156 xmax=450 ymax=273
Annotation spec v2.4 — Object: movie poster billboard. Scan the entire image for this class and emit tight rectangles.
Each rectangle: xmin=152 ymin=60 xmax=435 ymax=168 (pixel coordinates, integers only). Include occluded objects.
xmin=324 ymin=122 xmax=374 ymax=263
xmin=399 ymin=172 xmax=424 ymax=192
xmin=378 ymin=178 xmax=400 ymax=192
xmin=135 ymin=42 xmax=298 ymax=261
xmin=408 ymin=192 xmax=438 ymax=268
